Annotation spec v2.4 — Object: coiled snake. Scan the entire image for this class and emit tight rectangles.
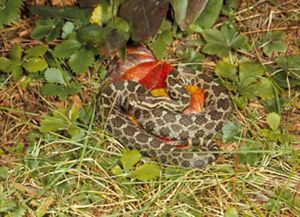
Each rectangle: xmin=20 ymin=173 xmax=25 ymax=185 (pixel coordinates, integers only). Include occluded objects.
xmin=97 ymin=68 xmax=232 ymax=168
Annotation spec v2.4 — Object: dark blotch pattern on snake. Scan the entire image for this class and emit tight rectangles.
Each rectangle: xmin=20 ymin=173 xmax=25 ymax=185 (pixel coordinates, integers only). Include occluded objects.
xmin=97 ymin=68 xmax=232 ymax=168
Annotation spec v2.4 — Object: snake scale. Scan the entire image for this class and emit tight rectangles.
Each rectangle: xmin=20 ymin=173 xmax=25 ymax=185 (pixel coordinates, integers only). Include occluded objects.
xmin=97 ymin=68 xmax=232 ymax=168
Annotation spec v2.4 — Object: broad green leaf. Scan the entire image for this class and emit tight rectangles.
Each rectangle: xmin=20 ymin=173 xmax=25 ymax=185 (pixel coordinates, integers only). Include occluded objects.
xmin=10 ymin=43 xmax=22 ymax=60
xmin=0 ymin=0 xmax=23 ymax=28
xmin=276 ymin=55 xmax=300 ymax=80
xmin=202 ymin=26 xmax=248 ymax=57
xmin=40 ymin=117 xmax=68 ymax=133
xmin=130 ymin=163 xmax=160 ymax=181
xmin=238 ymin=142 xmax=261 ymax=166
xmin=252 ymin=78 xmax=275 ymax=99
xmin=26 ymin=44 xmax=49 ymax=57
xmin=69 ymin=47 xmax=94 ymax=73
xmin=29 ymin=5 xmax=92 ymax=24
xmin=0 ymin=57 xmax=11 ymax=72
xmin=31 ymin=17 xmax=62 ymax=41
xmin=0 ymin=166 xmax=8 ymax=179
xmin=22 ymin=57 xmax=48 ymax=73
xmin=263 ymin=40 xmax=287 ymax=57
xmin=10 ymin=206 xmax=26 ymax=217
xmin=294 ymin=38 xmax=300 ymax=46
xmin=215 ymin=60 xmax=238 ymax=82
xmin=171 ymin=0 xmax=208 ymax=30
xmin=77 ymin=19 xmax=129 ymax=56
xmin=190 ymin=0 xmax=223 ymax=30
xmin=222 ymin=122 xmax=242 ymax=142
xmin=77 ymin=24 xmax=104 ymax=45
xmin=225 ymin=207 xmax=238 ymax=217
xmin=53 ymin=39 xmax=82 ymax=59
xmin=261 ymin=98 xmax=287 ymax=114
xmin=41 ymin=83 xmax=81 ymax=100
xmin=175 ymin=46 xmax=204 ymax=69
xmin=239 ymin=62 xmax=265 ymax=86
xmin=0 ymin=200 xmax=16 ymax=213
xmin=111 ymin=165 xmax=123 ymax=176
xmin=262 ymin=31 xmax=287 ymax=57
xmin=231 ymin=35 xmax=248 ymax=49
xmin=11 ymin=66 xmax=23 ymax=80
xmin=266 ymin=112 xmax=280 ymax=131
xmin=44 ymin=68 xmax=66 ymax=85
xmin=61 ymin=21 xmax=74 ymax=39
xmin=202 ymin=29 xmax=225 ymax=44
xmin=202 ymin=42 xmax=230 ymax=57
xmin=121 ymin=149 xmax=142 ymax=171
xmin=150 ymin=29 xmax=173 ymax=59
xmin=119 ymin=0 xmax=169 ymax=42
xmin=233 ymin=96 xmax=247 ymax=109
xmin=36 ymin=197 xmax=55 ymax=217
xmin=264 ymin=199 xmax=282 ymax=213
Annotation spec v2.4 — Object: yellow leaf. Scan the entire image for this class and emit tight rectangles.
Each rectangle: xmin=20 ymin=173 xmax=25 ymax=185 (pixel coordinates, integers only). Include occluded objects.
xmin=151 ymin=88 xmax=169 ymax=97
xmin=90 ymin=5 xmax=102 ymax=26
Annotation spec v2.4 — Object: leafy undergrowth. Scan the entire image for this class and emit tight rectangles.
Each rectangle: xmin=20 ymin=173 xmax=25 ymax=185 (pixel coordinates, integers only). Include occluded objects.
xmin=0 ymin=0 xmax=300 ymax=216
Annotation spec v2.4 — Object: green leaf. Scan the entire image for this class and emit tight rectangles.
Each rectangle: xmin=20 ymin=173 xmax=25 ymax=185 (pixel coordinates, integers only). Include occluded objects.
xmin=26 ymin=44 xmax=49 ymax=57
xmin=263 ymin=40 xmax=287 ymax=57
xmin=0 ymin=166 xmax=9 ymax=179
xmin=239 ymin=62 xmax=265 ymax=86
xmin=0 ymin=0 xmax=23 ymax=28
xmin=202 ymin=25 xmax=247 ymax=57
xmin=44 ymin=68 xmax=66 ymax=85
xmin=36 ymin=197 xmax=55 ymax=217
xmin=264 ymin=199 xmax=281 ymax=213
xmin=222 ymin=122 xmax=242 ymax=142
xmin=175 ymin=47 xmax=204 ymax=70
xmin=0 ymin=57 xmax=12 ymax=72
xmin=10 ymin=43 xmax=22 ymax=60
xmin=262 ymin=31 xmax=287 ymax=57
xmin=276 ymin=55 xmax=300 ymax=80
xmin=266 ymin=112 xmax=280 ymax=131
xmin=171 ymin=0 xmax=208 ymax=30
xmin=252 ymin=78 xmax=275 ymax=99
xmin=261 ymin=98 xmax=287 ymax=114
xmin=31 ymin=17 xmax=62 ymax=41
xmin=40 ymin=117 xmax=68 ymax=133
xmin=61 ymin=21 xmax=74 ymax=39
xmin=22 ymin=57 xmax=48 ymax=73
xmin=53 ymin=39 xmax=82 ymax=59
xmin=69 ymin=47 xmax=94 ymax=73
xmin=0 ymin=200 xmax=16 ymax=213
xmin=130 ymin=163 xmax=160 ymax=181
xmin=215 ymin=60 xmax=238 ymax=82
xmin=77 ymin=19 xmax=129 ymax=56
xmin=225 ymin=207 xmax=238 ymax=217
xmin=150 ymin=29 xmax=173 ymax=59
xmin=111 ymin=165 xmax=123 ymax=176
xmin=121 ymin=149 xmax=142 ymax=171
xmin=202 ymin=42 xmax=230 ymax=57
xmin=41 ymin=83 xmax=81 ymax=100
xmin=29 ymin=5 xmax=92 ymax=24
xmin=189 ymin=0 xmax=223 ymax=31
xmin=238 ymin=142 xmax=260 ymax=166
xmin=10 ymin=206 xmax=26 ymax=217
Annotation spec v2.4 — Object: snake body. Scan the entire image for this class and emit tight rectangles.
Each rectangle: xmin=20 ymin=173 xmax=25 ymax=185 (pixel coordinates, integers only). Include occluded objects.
xmin=97 ymin=68 xmax=232 ymax=168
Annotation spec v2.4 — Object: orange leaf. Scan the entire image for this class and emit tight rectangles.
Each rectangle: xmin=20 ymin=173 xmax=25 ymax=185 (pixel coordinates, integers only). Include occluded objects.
xmin=183 ymin=85 xmax=205 ymax=114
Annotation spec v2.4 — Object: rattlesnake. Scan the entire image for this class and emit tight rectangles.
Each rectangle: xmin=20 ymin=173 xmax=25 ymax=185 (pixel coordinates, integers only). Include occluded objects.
xmin=97 ymin=68 xmax=232 ymax=168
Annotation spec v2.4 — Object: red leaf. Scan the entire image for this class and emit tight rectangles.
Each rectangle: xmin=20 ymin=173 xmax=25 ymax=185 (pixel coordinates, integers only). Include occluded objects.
xmin=139 ymin=62 xmax=173 ymax=90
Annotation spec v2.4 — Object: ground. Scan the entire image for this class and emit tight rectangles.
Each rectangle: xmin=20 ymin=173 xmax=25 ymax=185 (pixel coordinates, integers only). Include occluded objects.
xmin=0 ymin=0 xmax=300 ymax=217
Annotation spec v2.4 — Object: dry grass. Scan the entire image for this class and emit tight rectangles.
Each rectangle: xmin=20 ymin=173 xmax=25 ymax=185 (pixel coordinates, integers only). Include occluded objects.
xmin=0 ymin=1 xmax=300 ymax=216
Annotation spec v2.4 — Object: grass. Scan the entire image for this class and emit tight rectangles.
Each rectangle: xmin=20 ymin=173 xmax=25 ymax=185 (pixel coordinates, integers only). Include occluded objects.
xmin=0 ymin=0 xmax=300 ymax=216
